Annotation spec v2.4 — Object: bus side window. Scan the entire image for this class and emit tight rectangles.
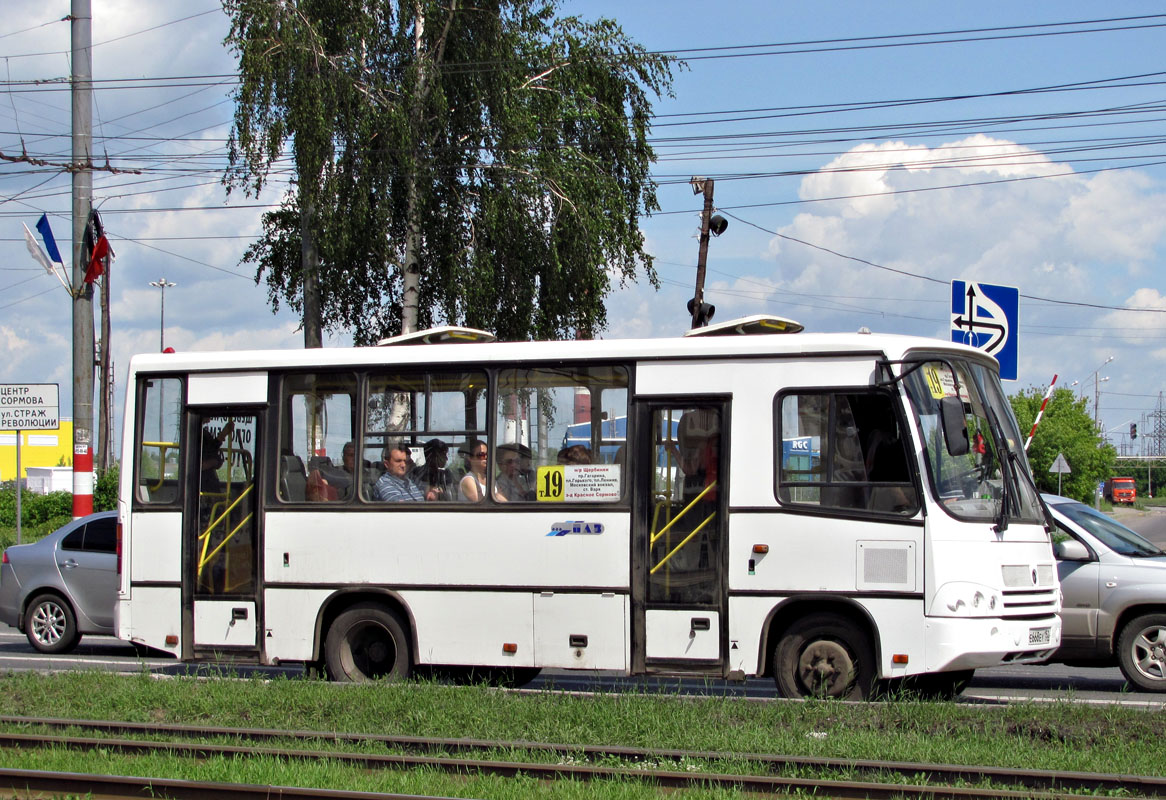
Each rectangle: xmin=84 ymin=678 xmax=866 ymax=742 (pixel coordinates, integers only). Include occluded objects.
xmin=495 ymin=365 xmax=629 ymax=504
xmin=136 ymin=377 xmax=183 ymax=505
xmin=278 ymin=373 xmax=357 ymax=504
xmin=777 ymin=391 xmax=918 ymax=516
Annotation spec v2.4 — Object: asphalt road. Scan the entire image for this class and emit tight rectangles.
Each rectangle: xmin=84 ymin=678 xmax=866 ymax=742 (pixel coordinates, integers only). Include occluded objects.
xmin=2 ymin=506 xmax=1163 ymax=707
xmin=0 ymin=622 xmax=1161 ymax=707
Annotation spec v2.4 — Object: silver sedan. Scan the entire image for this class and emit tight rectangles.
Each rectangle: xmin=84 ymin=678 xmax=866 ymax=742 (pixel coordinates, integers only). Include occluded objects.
xmin=1044 ymin=494 xmax=1166 ymax=692
xmin=0 ymin=511 xmax=118 ymax=653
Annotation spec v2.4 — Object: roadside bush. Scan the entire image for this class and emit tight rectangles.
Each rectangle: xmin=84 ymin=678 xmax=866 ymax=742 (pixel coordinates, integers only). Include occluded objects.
xmin=94 ymin=465 xmax=119 ymax=511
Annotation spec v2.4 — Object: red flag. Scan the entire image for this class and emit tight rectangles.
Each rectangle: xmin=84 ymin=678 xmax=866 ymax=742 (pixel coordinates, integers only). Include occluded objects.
xmin=84 ymin=235 xmax=110 ymax=283
xmin=82 ymin=209 xmax=114 ymax=284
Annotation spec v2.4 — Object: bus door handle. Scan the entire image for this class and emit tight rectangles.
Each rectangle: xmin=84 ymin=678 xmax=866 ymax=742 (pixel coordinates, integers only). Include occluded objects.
xmin=231 ymin=607 xmax=248 ymax=624
xmin=690 ymin=617 xmax=710 ymax=635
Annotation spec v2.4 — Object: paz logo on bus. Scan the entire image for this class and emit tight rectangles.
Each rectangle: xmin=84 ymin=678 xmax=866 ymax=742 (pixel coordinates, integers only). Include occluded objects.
xmin=547 ymin=521 xmax=605 ymax=536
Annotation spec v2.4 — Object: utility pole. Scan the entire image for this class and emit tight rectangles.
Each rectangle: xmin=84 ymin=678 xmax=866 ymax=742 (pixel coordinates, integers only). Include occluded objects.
xmin=71 ymin=0 xmax=95 ymax=519
xmin=688 ymin=177 xmax=722 ymax=329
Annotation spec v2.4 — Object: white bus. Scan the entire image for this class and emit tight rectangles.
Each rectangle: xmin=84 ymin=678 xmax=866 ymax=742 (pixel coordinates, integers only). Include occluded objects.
xmin=115 ymin=316 xmax=1060 ymax=698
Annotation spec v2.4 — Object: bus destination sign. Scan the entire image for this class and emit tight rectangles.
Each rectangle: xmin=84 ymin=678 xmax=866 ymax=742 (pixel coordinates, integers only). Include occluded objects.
xmin=0 ymin=383 xmax=60 ymax=430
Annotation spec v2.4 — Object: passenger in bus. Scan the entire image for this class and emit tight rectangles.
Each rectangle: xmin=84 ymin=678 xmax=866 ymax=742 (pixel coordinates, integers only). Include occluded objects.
xmin=460 ymin=439 xmax=490 ymax=502
xmin=372 ymin=443 xmax=428 ymax=502
xmin=200 ymin=429 xmax=226 ymax=495
xmin=410 ymin=438 xmax=457 ymax=501
xmin=557 ymin=444 xmax=592 ymax=465
xmin=305 ymin=441 xmax=356 ymax=501
xmin=495 ymin=443 xmax=532 ymax=501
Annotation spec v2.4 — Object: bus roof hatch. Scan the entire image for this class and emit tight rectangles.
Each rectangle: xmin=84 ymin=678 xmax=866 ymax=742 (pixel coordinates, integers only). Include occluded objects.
xmin=683 ymin=314 xmax=804 ymax=337
xmin=376 ymin=326 xmax=496 ymax=346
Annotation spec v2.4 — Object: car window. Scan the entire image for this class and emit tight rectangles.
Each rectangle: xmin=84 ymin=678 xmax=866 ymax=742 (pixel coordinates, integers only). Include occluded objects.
xmin=61 ymin=527 xmax=85 ymax=551
xmin=1055 ymin=502 xmax=1163 ymax=557
xmin=84 ymin=518 xmax=117 ymax=554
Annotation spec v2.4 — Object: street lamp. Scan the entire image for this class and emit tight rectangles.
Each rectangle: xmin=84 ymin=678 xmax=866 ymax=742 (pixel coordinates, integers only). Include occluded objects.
xmin=1091 ymin=355 xmax=1114 ymax=428
xmin=148 ymin=278 xmax=176 ymax=352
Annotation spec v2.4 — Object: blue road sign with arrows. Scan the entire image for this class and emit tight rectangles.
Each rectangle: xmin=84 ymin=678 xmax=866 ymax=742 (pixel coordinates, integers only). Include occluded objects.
xmin=950 ymin=280 xmax=1019 ymax=380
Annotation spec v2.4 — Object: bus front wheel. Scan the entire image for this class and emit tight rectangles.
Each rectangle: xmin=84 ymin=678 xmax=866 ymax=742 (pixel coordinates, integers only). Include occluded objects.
xmin=325 ymin=604 xmax=411 ymax=682
xmin=774 ymin=614 xmax=875 ymax=700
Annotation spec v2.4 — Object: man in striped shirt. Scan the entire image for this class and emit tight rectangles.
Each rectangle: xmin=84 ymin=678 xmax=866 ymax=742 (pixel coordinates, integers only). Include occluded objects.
xmin=373 ymin=443 xmax=427 ymax=502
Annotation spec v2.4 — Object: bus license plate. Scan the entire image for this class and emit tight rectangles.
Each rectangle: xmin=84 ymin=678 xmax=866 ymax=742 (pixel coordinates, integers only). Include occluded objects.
xmin=1028 ymin=627 xmax=1051 ymax=645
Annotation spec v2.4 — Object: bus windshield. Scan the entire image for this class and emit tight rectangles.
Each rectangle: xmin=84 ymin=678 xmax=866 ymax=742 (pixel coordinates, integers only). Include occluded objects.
xmin=903 ymin=357 xmax=1043 ymax=525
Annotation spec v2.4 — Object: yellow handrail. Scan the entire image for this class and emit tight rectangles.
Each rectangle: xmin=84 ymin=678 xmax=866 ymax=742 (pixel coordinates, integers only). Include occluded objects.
xmin=650 ymin=480 xmax=716 ymax=546
xmin=199 ymin=512 xmax=254 ymax=575
xmin=196 ymin=484 xmax=254 ymax=581
xmin=141 ymin=441 xmax=179 ymax=493
xmin=651 ymin=511 xmax=716 ymax=575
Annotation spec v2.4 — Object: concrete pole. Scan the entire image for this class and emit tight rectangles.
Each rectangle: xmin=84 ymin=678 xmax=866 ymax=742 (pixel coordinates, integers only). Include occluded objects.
xmin=71 ymin=0 xmax=95 ymax=519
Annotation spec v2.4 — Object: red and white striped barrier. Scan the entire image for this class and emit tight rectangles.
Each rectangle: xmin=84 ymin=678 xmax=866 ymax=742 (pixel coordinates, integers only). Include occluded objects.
xmin=1024 ymin=374 xmax=1058 ymax=452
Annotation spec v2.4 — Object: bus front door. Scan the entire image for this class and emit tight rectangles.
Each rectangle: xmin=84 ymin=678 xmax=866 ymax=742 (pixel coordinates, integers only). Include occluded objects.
xmin=634 ymin=401 xmax=728 ymax=673
xmin=185 ymin=410 xmax=261 ymax=658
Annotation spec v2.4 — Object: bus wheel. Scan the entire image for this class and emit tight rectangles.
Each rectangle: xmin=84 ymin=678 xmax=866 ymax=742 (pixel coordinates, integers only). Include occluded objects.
xmin=774 ymin=614 xmax=875 ymax=700
xmin=1116 ymin=613 xmax=1166 ymax=693
xmin=325 ymin=604 xmax=411 ymax=682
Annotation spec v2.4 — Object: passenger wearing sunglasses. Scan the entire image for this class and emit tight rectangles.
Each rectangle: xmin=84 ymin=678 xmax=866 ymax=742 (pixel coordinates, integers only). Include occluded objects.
xmin=459 ymin=440 xmax=491 ymax=502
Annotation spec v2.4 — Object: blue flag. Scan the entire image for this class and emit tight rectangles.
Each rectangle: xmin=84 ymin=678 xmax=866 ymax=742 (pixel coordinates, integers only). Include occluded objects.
xmin=35 ymin=214 xmax=63 ymax=265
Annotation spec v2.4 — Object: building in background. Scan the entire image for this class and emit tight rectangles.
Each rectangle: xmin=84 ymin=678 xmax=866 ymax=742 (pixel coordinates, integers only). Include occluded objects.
xmin=0 ymin=419 xmax=73 ymax=485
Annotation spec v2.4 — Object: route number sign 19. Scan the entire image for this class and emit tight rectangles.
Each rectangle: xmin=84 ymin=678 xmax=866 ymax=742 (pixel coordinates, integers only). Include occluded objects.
xmin=950 ymin=280 xmax=1019 ymax=381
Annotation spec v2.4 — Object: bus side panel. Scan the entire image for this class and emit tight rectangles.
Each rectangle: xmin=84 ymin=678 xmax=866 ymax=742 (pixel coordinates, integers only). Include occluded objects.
xmin=402 ymin=590 xmax=534 ymax=667
xmin=262 ymin=511 xmax=631 ymax=589
xmin=264 ymin=588 xmax=332 ymax=661
xmin=534 ymin=592 xmax=628 ymax=670
xmin=128 ymin=512 xmax=182 ymax=583
xmin=117 ymin=586 xmax=181 ymax=652
xmin=729 ymin=513 xmax=923 ymax=594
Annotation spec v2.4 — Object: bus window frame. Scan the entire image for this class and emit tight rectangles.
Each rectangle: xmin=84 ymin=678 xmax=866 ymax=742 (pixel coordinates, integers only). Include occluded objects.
xmin=263 ymin=361 xmax=634 ymax=510
xmin=132 ymin=373 xmax=186 ymax=511
xmin=772 ymin=385 xmax=922 ymax=520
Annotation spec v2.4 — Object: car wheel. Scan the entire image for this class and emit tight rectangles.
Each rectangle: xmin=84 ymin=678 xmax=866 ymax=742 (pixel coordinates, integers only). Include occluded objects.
xmin=1116 ymin=613 xmax=1166 ymax=693
xmin=25 ymin=593 xmax=80 ymax=654
xmin=324 ymin=603 xmax=411 ymax=682
xmin=774 ymin=613 xmax=875 ymax=700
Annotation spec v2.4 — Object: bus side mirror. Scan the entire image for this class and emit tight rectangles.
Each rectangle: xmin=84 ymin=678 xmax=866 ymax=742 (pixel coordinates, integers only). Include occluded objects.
xmin=939 ymin=396 xmax=969 ymax=456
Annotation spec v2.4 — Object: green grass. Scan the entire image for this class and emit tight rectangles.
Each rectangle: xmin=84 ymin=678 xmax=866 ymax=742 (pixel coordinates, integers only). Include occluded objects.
xmin=0 ymin=670 xmax=1164 ymax=798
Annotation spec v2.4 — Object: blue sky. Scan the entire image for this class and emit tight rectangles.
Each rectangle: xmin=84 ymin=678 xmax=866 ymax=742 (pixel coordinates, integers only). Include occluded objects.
xmin=3 ymin=1 xmax=1165 ymax=455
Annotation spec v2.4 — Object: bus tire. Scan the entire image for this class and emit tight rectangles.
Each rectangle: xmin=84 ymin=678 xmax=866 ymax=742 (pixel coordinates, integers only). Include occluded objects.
xmin=773 ymin=613 xmax=875 ymax=700
xmin=1116 ymin=613 xmax=1166 ymax=693
xmin=324 ymin=604 xmax=411 ymax=682
xmin=25 ymin=593 xmax=81 ymax=654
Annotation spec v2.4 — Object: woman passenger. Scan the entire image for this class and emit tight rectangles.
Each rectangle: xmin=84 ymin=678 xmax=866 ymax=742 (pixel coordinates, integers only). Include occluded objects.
xmin=460 ymin=440 xmax=490 ymax=502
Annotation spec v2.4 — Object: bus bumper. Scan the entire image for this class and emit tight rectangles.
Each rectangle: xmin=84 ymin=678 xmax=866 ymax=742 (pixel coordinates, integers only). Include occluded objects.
xmin=923 ymin=614 xmax=1061 ymax=671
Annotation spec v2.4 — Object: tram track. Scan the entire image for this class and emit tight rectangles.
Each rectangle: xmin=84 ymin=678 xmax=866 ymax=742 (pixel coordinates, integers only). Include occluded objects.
xmin=1 ymin=715 xmax=1162 ymax=799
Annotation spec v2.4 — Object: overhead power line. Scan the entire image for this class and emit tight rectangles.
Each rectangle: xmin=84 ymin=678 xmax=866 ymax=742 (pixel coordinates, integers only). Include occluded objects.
xmin=721 ymin=210 xmax=1166 ymax=315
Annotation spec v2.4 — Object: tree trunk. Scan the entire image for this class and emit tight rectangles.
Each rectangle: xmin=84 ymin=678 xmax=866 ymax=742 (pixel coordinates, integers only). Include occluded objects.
xmin=401 ymin=173 xmax=422 ymax=334
xmin=301 ymin=199 xmax=323 ymax=348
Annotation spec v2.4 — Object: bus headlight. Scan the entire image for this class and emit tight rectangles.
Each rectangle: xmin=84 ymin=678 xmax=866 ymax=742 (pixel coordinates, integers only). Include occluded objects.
xmin=931 ymin=582 xmax=1002 ymax=617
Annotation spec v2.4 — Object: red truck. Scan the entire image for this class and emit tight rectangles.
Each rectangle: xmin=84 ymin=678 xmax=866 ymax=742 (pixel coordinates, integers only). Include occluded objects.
xmin=1104 ymin=477 xmax=1137 ymax=504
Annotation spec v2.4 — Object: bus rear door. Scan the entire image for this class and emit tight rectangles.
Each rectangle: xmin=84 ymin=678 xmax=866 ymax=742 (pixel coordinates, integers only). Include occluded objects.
xmin=633 ymin=400 xmax=729 ymax=674
xmin=183 ymin=405 xmax=262 ymax=659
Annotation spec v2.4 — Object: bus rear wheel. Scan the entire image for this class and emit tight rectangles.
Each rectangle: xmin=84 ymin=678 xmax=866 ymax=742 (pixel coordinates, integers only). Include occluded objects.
xmin=774 ymin=614 xmax=875 ymax=700
xmin=325 ymin=604 xmax=411 ymax=682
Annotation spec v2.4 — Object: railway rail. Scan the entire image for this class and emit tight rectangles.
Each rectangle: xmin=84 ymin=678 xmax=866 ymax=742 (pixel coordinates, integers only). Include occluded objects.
xmin=1 ymin=715 xmax=1162 ymax=800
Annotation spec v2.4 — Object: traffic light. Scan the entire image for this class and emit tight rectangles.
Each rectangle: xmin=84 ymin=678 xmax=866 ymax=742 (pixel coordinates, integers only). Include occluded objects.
xmin=687 ymin=297 xmax=715 ymax=328
xmin=1131 ymin=423 xmax=1137 ymax=440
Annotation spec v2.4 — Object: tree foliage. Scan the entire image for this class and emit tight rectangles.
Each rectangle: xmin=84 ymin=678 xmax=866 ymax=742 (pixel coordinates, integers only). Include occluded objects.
xmin=224 ymin=0 xmax=674 ymax=343
xmin=1009 ymin=387 xmax=1116 ymax=501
